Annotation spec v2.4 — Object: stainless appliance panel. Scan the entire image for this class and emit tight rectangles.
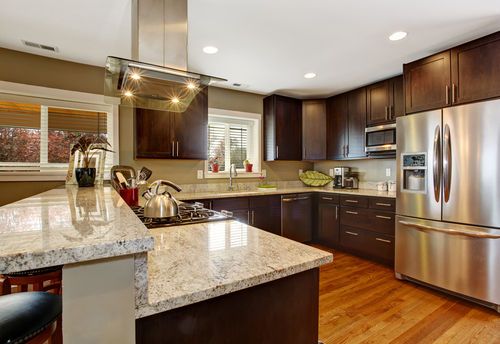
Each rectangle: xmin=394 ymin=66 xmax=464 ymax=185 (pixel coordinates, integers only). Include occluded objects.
xmin=396 ymin=110 xmax=442 ymax=220
xmin=442 ymin=100 xmax=500 ymax=228
xmin=395 ymin=215 xmax=500 ymax=306
xmin=281 ymin=194 xmax=312 ymax=242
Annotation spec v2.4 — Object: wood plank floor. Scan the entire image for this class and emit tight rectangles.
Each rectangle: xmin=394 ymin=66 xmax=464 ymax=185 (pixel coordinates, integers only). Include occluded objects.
xmin=313 ymin=245 xmax=500 ymax=344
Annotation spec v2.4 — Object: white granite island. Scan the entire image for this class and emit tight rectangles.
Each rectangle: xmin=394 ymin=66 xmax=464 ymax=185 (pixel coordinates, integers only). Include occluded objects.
xmin=0 ymin=185 xmax=333 ymax=344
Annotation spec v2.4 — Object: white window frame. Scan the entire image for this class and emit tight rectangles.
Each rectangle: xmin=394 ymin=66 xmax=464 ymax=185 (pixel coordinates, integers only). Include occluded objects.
xmin=205 ymin=108 xmax=262 ymax=179
xmin=0 ymin=80 xmax=119 ymax=181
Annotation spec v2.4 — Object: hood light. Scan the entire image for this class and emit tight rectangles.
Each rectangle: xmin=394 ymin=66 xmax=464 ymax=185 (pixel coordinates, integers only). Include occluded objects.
xmin=131 ymin=74 xmax=141 ymax=80
xmin=389 ymin=31 xmax=408 ymax=41
xmin=172 ymin=98 xmax=180 ymax=103
xmin=187 ymin=84 xmax=196 ymax=89
xmin=203 ymin=46 xmax=219 ymax=54
xmin=304 ymin=73 xmax=317 ymax=79
xmin=124 ymin=91 xmax=133 ymax=96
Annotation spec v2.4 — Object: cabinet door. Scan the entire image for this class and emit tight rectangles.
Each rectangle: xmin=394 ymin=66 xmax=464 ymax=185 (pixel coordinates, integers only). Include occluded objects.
xmin=346 ymin=87 xmax=366 ymax=158
xmin=317 ymin=202 xmax=339 ymax=245
xmin=135 ymin=108 xmax=173 ymax=159
xmin=232 ymin=209 xmax=250 ymax=224
xmin=388 ymin=75 xmax=404 ymax=120
xmin=251 ymin=206 xmax=281 ymax=236
xmin=326 ymin=94 xmax=347 ymax=160
xmin=451 ymin=31 xmax=500 ymax=105
xmin=302 ymin=99 xmax=326 ymax=161
xmin=366 ymin=81 xmax=389 ymax=125
xmin=275 ymin=95 xmax=302 ymax=161
xmin=404 ymin=51 xmax=451 ymax=114
xmin=173 ymin=88 xmax=208 ymax=159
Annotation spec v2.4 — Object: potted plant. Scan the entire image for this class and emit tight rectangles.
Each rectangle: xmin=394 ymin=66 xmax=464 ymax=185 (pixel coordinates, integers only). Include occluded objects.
xmin=65 ymin=134 xmax=114 ymax=187
xmin=244 ymin=159 xmax=253 ymax=172
xmin=209 ymin=141 xmax=224 ymax=173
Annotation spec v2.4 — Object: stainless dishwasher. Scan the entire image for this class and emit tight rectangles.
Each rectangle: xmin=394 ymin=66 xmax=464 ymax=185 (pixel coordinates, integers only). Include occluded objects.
xmin=281 ymin=193 xmax=312 ymax=243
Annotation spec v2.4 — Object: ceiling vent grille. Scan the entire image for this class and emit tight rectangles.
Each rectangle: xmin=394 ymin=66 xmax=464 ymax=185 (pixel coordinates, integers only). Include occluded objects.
xmin=232 ymin=83 xmax=250 ymax=88
xmin=21 ymin=40 xmax=59 ymax=52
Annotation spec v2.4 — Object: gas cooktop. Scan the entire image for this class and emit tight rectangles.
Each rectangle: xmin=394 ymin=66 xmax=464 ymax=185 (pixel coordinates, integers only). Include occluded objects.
xmin=130 ymin=202 xmax=233 ymax=229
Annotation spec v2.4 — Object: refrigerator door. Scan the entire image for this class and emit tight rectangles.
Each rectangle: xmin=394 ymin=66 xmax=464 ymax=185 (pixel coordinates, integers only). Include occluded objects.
xmin=443 ymin=99 xmax=500 ymax=228
xmin=396 ymin=110 xmax=442 ymax=220
xmin=395 ymin=215 xmax=500 ymax=307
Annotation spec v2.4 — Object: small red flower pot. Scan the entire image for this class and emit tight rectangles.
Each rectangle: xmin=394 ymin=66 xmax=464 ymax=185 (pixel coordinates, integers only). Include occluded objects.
xmin=212 ymin=164 xmax=219 ymax=173
xmin=245 ymin=164 xmax=253 ymax=172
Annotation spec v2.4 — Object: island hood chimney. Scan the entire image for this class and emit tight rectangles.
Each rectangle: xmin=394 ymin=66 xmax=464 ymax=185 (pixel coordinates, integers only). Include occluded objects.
xmin=104 ymin=0 xmax=226 ymax=112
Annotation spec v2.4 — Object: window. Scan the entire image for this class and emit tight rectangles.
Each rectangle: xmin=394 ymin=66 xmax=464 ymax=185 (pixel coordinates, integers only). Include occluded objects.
xmin=206 ymin=108 xmax=261 ymax=178
xmin=0 ymin=81 xmax=119 ymax=181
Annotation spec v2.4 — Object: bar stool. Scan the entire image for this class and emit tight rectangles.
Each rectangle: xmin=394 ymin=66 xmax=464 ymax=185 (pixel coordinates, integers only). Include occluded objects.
xmin=0 ymin=291 xmax=62 ymax=344
xmin=1 ymin=265 xmax=63 ymax=295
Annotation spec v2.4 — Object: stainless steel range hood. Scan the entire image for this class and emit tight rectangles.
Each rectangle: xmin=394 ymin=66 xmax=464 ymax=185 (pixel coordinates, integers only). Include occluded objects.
xmin=104 ymin=0 xmax=226 ymax=112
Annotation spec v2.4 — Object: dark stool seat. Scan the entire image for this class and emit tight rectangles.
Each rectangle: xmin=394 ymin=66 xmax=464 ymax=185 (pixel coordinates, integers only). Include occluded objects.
xmin=0 ymin=292 xmax=62 ymax=344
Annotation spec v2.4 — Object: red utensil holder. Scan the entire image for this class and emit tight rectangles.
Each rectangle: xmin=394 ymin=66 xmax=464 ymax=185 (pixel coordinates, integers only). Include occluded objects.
xmin=120 ymin=188 xmax=139 ymax=206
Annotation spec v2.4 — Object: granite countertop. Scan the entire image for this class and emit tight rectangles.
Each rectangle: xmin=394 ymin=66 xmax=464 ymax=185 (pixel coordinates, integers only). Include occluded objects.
xmin=173 ymin=186 xmax=396 ymax=201
xmin=0 ymin=185 xmax=154 ymax=274
xmin=135 ymin=220 xmax=333 ymax=318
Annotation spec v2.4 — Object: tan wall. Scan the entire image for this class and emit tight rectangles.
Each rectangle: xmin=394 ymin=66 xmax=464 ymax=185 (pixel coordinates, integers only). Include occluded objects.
xmin=314 ymin=159 xmax=397 ymax=182
xmin=119 ymin=87 xmax=314 ymax=184
xmin=0 ymin=181 xmax=65 ymax=207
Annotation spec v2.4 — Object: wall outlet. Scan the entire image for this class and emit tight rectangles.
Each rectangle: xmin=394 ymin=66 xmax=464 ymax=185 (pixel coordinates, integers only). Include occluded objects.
xmin=299 ymin=169 xmax=303 ymax=176
xmin=329 ymin=169 xmax=334 ymax=177
xmin=262 ymin=170 xmax=266 ymax=177
xmin=386 ymin=168 xmax=391 ymax=177
xmin=197 ymin=170 xmax=203 ymax=179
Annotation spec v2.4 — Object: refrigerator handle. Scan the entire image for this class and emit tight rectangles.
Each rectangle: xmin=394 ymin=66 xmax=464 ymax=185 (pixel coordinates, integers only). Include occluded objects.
xmin=433 ymin=125 xmax=441 ymax=202
xmin=399 ymin=221 xmax=500 ymax=239
xmin=443 ymin=124 xmax=452 ymax=202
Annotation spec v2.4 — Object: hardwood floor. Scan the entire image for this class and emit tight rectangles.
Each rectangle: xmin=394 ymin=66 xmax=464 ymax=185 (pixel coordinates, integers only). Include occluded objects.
xmin=313 ymin=245 xmax=500 ymax=344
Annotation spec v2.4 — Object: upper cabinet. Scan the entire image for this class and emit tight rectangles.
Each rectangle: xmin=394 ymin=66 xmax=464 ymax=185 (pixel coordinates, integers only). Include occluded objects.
xmin=404 ymin=31 xmax=500 ymax=114
xmin=366 ymin=75 xmax=404 ymax=125
xmin=135 ymin=88 xmax=208 ymax=160
xmin=326 ymin=87 xmax=366 ymax=160
xmin=263 ymin=95 xmax=302 ymax=161
xmin=302 ymin=99 xmax=326 ymax=161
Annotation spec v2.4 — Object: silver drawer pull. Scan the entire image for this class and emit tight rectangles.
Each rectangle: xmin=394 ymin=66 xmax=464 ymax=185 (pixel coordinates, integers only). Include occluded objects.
xmin=346 ymin=211 xmax=358 ymax=215
xmin=322 ymin=197 xmax=333 ymax=200
xmin=376 ymin=203 xmax=392 ymax=206
xmin=346 ymin=231 xmax=358 ymax=236
xmin=346 ymin=200 xmax=358 ymax=203
xmin=376 ymin=238 xmax=391 ymax=243
xmin=376 ymin=215 xmax=392 ymax=220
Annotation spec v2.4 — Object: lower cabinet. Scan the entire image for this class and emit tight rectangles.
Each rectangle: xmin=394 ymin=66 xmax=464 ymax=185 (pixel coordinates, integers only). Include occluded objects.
xmin=339 ymin=227 xmax=395 ymax=262
xmin=317 ymin=194 xmax=340 ymax=246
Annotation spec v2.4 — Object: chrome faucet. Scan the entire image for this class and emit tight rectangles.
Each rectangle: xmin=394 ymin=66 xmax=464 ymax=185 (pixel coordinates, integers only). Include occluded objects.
xmin=229 ymin=164 xmax=238 ymax=191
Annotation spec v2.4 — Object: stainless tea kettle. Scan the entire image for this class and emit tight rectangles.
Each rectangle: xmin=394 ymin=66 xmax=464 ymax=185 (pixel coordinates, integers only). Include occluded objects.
xmin=143 ymin=180 xmax=182 ymax=218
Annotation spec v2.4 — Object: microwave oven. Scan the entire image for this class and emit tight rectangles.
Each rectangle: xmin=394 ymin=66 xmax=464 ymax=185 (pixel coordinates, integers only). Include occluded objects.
xmin=365 ymin=123 xmax=396 ymax=155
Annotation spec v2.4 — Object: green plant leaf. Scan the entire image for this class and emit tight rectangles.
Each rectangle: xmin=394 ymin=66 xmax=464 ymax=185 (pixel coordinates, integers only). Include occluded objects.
xmin=299 ymin=170 xmax=333 ymax=187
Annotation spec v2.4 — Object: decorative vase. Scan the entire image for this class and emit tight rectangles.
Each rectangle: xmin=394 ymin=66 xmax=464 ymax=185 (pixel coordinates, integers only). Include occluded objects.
xmin=212 ymin=164 xmax=219 ymax=173
xmin=245 ymin=164 xmax=253 ymax=172
xmin=75 ymin=167 xmax=96 ymax=187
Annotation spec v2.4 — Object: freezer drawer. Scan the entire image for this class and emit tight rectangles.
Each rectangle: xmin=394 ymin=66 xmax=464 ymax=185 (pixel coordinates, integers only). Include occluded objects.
xmin=396 ymin=215 xmax=500 ymax=307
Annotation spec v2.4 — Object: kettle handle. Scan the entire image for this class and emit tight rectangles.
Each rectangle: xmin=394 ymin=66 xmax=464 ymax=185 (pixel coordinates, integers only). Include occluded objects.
xmin=151 ymin=180 xmax=182 ymax=195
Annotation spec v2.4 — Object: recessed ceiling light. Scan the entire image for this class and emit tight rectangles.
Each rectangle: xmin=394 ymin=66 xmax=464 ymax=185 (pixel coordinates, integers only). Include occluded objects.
xmin=124 ymin=91 xmax=133 ymax=96
xmin=172 ymin=98 xmax=180 ymax=103
xmin=389 ymin=31 xmax=408 ymax=41
xmin=304 ymin=73 xmax=317 ymax=79
xmin=203 ymin=46 xmax=219 ymax=54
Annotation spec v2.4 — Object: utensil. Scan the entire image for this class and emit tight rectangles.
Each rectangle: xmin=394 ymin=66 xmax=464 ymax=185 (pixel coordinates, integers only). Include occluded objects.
xmin=110 ymin=165 xmax=136 ymax=190
xmin=115 ymin=172 xmax=129 ymax=189
xmin=143 ymin=180 xmax=182 ymax=218
xmin=138 ymin=167 xmax=152 ymax=182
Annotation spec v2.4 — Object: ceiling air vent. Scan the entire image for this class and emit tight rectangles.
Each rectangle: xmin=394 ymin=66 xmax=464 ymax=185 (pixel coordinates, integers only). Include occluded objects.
xmin=232 ymin=83 xmax=250 ymax=88
xmin=21 ymin=40 xmax=59 ymax=52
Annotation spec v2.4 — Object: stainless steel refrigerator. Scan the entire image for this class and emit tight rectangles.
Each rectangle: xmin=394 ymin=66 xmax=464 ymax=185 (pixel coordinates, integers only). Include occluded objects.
xmin=396 ymin=99 xmax=500 ymax=312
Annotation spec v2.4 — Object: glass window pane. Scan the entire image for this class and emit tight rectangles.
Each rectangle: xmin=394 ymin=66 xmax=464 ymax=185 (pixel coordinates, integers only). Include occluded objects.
xmin=0 ymin=127 xmax=41 ymax=164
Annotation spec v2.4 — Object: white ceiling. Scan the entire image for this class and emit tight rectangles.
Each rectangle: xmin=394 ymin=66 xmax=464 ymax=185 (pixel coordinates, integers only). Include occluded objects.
xmin=1 ymin=0 xmax=500 ymax=99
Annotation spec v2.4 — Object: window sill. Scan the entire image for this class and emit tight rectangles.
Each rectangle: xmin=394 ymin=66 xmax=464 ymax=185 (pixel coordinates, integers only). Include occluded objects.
xmin=204 ymin=171 xmax=262 ymax=179
xmin=0 ymin=173 xmax=69 ymax=182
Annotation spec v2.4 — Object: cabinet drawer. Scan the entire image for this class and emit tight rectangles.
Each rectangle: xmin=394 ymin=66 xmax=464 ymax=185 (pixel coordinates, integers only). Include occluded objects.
xmin=213 ymin=197 xmax=249 ymax=211
xmin=369 ymin=197 xmax=396 ymax=212
xmin=249 ymin=195 xmax=281 ymax=208
xmin=340 ymin=207 xmax=395 ymax=235
xmin=340 ymin=195 xmax=368 ymax=208
xmin=340 ymin=226 xmax=394 ymax=261
xmin=318 ymin=194 xmax=340 ymax=204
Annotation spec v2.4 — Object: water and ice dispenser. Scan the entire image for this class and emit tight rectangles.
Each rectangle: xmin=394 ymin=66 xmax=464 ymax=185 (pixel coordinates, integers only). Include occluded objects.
xmin=401 ymin=153 xmax=427 ymax=193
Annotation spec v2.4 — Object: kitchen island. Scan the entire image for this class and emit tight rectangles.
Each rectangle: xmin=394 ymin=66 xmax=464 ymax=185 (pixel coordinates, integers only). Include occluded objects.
xmin=0 ymin=185 xmax=332 ymax=343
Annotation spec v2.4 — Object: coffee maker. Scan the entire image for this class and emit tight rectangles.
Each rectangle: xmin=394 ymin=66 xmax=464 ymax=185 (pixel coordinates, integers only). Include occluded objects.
xmin=334 ymin=167 xmax=350 ymax=189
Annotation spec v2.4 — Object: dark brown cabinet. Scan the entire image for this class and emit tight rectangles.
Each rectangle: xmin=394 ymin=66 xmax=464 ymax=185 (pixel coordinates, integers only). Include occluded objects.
xmin=135 ymin=88 xmax=208 ymax=159
xmin=263 ymin=95 xmax=302 ymax=161
xmin=366 ymin=75 xmax=404 ymax=125
xmin=317 ymin=194 xmax=340 ymax=246
xmin=302 ymin=99 xmax=326 ymax=161
xmin=326 ymin=87 xmax=366 ymax=160
xmin=451 ymin=31 xmax=500 ymax=105
xmin=404 ymin=51 xmax=451 ymax=114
